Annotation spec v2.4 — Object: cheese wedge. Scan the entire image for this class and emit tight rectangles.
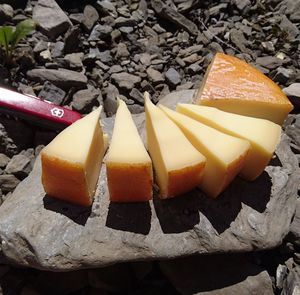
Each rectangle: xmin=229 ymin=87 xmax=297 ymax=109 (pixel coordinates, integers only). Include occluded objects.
xmin=41 ymin=107 xmax=107 ymax=207
xmin=144 ymin=92 xmax=206 ymax=199
xmin=177 ymin=104 xmax=282 ymax=180
xmin=159 ymin=105 xmax=250 ymax=198
xmin=106 ymin=99 xmax=153 ymax=202
xmin=194 ymin=53 xmax=293 ymax=125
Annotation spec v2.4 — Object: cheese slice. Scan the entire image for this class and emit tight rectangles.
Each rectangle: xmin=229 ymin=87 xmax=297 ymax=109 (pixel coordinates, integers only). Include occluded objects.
xmin=41 ymin=107 xmax=107 ymax=207
xmin=177 ymin=104 xmax=282 ymax=180
xmin=144 ymin=92 xmax=206 ymax=199
xmin=194 ymin=53 xmax=293 ymax=125
xmin=106 ymin=99 xmax=153 ymax=202
xmin=159 ymin=105 xmax=250 ymax=198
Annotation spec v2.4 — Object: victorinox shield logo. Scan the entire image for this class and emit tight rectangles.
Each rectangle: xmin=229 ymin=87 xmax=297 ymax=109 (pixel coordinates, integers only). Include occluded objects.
xmin=50 ymin=107 xmax=64 ymax=118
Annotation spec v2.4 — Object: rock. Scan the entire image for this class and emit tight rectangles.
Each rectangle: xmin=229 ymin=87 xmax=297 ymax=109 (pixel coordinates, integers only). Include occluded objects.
xmin=83 ymin=5 xmax=99 ymax=31
xmin=233 ymin=0 xmax=251 ymax=13
xmin=96 ymin=0 xmax=117 ymax=17
xmin=116 ymin=43 xmax=130 ymax=58
xmin=281 ymin=266 xmax=300 ymax=295
xmin=262 ymin=41 xmax=275 ymax=53
xmin=0 ymin=119 xmax=34 ymax=157
xmin=151 ymin=0 xmax=199 ymax=36
xmin=5 ymin=155 xmax=32 ymax=180
xmin=165 ymin=68 xmax=181 ymax=87
xmin=111 ymin=72 xmax=141 ymax=90
xmin=283 ymin=83 xmax=300 ymax=110
xmin=160 ymin=253 xmax=274 ymax=294
xmin=140 ymin=53 xmax=151 ymax=66
xmin=88 ymin=24 xmax=113 ymax=41
xmin=0 ymin=175 xmax=20 ymax=194
xmin=69 ymin=13 xmax=84 ymax=25
xmin=0 ymin=4 xmax=13 ymax=24
xmin=276 ymin=264 xmax=288 ymax=290
xmin=286 ymin=199 xmax=300 ymax=248
xmin=72 ymin=86 xmax=100 ymax=113
xmin=51 ymin=41 xmax=64 ymax=58
xmin=280 ymin=15 xmax=300 ymax=41
xmin=33 ymin=0 xmax=72 ymax=39
xmin=256 ymin=56 xmax=283 ymax=70
xmin=230 ymin=28 xmax=250 ymax=55
xmin=14 ymin=47 xmax=35 ymax=70
xmin=39 ymin=49 xmax=52 ymax=63
xmin=64 ymin=53 xmax=84 ymax=69
xmin=187 ymin=63 xmax=201 ymax=75
xmin=64 ymin=25 xmax=81 ymax=54
xmin=129 ymin=88 xmax=144 ymax=105
xmin=0 ymin=154 xmax=10 ymax=169
xmin=98 ymin=50 xmax=112 ymax=64
xmin=103 ymin=83 xmax=119 ymax=116
xmin=39 ymin=81 xmax=66 ymax=105
xmin=0 ymin=91 xmax=298 ymax=271
xmin=146 ymin=67 xmax=164 ymax=84
xmin=273 ymin=67 xmax=293 ymax=84
xmin=108 ymin=65 xmax=123 ymax=74
xmin=283 ymin=83 xmax=300 ymax=99
xmin=27 ymin=69 xmax=87 ymax=90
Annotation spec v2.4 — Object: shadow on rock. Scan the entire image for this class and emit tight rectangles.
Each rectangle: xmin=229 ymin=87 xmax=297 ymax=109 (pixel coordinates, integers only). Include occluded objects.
xmin=153 ymin=192 xmax=201 ymax=234
xmin=154 ymin=171 xmax=272 ymax=235
xmin=43 ymin=195 xmax=91 ymax=226
xmin=159 ymin=253 xmax=273 ymax=294
xmin=106 ymin=201 xmax=151 ymax=235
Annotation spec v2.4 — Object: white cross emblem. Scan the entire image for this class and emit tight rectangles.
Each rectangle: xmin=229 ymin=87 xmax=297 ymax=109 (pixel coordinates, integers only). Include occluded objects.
xmin=50 ymin=107 xmax=64 ymax=118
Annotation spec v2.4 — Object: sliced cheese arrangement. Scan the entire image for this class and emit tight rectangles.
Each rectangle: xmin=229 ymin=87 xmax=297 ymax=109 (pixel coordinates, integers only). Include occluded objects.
xmin=144 ymin=92 xmax=206 ymax=199
xmin=194 ymin=52 xmax=293 ymax=125
xmin=160 ymin=105 xmax=250 ymax=198
xmin=106 ymin=99 xmax=153 ymax=202
xmin=41 ymin=53 xmax=290 ymax=206
xmin=177 ymin=104 xmax=282 ymax=181
xmin=41 ymin=107 xmax=107 ymax=207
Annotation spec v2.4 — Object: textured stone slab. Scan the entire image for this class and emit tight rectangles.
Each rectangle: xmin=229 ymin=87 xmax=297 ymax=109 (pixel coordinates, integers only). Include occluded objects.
xmin=0 ymin=91 xmax=299 ymax=271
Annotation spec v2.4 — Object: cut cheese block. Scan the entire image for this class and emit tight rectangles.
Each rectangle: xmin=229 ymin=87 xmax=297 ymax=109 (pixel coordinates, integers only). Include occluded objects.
xmin=177 ymin=104 xmax=282 ymax=181
xmin=106 ymin=99 xmax=153 ymax=202
xmin=41 ymin=107 xmax=107 ymax=207
xmin=159 ymin=105 xmax=250 ymax=198
xmin=144 ymin=92 xmax=206 ymax=199
xmin=194 ymin=53 xmax=293 ymax=125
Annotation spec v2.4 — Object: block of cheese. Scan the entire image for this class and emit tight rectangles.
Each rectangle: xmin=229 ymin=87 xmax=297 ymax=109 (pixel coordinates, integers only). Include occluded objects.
xmin=41 ymin=107 xmax=107 ymax=207
xmin=106 ymin=99 xmax=153 ymax=202
xmin=160 ymin=105 xmax=250 ymax=198
xmin=194 ymin=53 xmax=293 ymax=125
xmin=177 ymin=104 xmax=282 ymax=181
xmin=144 ymin=92 xmax=206 ymax=199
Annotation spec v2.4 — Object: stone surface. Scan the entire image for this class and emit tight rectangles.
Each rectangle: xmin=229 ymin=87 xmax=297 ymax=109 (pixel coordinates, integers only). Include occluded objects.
xmin=159 ymin=253 xmax=274 ymax=294
xmin=0 ymin=174 xmax=20 ymax=194
xmin=5 ymin=154 xmax=32 ymax=180
xmin=39 ymin=81 xmax=66 ymax=105
xmin=165 ymin=68 xmax=181 ymax=87
xmin=147 ymin=67 xmax=164 ymax=84
xmin=33 ymin=0 xmax=72 ymax=39
xmin=111 ymin=72 xmax=141 ymax=90
xmin=71 ymin=86 xmax=100 ymax=113
xmin=27 ymin=69 xmax=87 ymax=90
xmin=0 ymin=4 xmax=13 ymax=24
xmin=0 ymin=154 xmax=10 ymax=169
xmin=0 ymin=91 xmax=298 ymax=271
xmin=82 ymin=5 xmax=99 ymax=31
xmin=281 ymin=266 xmax=300 ymax=295
xmin=286 ymin=199 xmax=300 ymax=248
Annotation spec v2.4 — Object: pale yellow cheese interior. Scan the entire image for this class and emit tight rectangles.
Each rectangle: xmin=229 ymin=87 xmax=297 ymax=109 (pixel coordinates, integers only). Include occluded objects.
xmin=106 ymin=99 xmax=153 ymax=202
xmin=177 ymin=104 xmax=282 ymax=180
xmin=144 ymin=92 xmax=206 ymax=198
xmin=159 ymin=105 xmax=250 ymax=198
xmin=41 ymin=107 xmax=107 ymax=206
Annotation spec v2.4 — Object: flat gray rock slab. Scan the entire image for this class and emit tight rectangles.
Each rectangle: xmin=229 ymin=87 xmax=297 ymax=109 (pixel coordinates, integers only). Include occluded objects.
xmin=0 ymin=91 xmax=299 ymax=271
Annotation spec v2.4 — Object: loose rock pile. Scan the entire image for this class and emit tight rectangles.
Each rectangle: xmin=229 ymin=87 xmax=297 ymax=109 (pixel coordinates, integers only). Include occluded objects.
xmin=0 ymin=0 xmax=299 ymax=294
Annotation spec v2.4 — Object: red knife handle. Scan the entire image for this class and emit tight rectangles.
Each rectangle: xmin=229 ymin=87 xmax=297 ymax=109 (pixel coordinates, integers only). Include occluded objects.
xmin=0 ymin=87 xmax=82 ymax=129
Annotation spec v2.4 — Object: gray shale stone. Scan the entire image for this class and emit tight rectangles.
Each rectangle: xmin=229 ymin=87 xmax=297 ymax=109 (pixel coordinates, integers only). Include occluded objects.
xmin=5 ymin=154 xmax=32 ymax=179
xmin=27 ymin=69 xmax=87 ymax=90
xmin=33 ymin=0 xmax=72 ymax=39
xmin=0 ymin=91 xmax=298 ymax=271
xmin=0 ymin=4 xmax=13 ymax=24
xmin=0 ymin=154 xmax=10 ymax=169
xmin=111 ymin=72 xmax=141 ymax=90
xmin=0 ymin=174 xmax=20 ymax=194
